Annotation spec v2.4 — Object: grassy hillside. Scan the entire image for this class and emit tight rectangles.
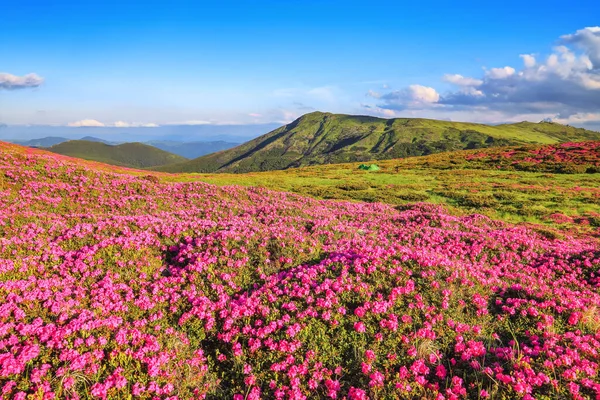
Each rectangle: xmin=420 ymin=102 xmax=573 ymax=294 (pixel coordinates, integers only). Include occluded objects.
xmin=145 ymin=140 xmax=239 ymax=159
xmin=168 ymin=141 xmax=600 ymax=235
xmin=12 ymin=136 xmax=69 ymax=147
xmin=79 ymin=136 xmax=115 ymax=144
xmin=48 ymin=140 xmax=187 ymax=168
xmin=155 ymin=111 xmax=600 ymax=173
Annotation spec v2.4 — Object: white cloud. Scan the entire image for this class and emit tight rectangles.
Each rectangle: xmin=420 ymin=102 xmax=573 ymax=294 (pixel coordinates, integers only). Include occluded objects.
xmin=360 ymin=105 xmax=397 ymax=118
xmin=561 ymin=26 xmax=600 ymax=68
xmin=113 ymin=121 xmax=159 ymax=128
xmin=68 ymin=119 xmax=105 ymax=127
xmin=0 ymin=72 xmax=44 ymax=90
xmin=485 ymin=66 xmax=516 ymax=79
xmin=552 ymin=112 xmax=600 ymax=125
xmin=67 ymin=120 xmax=159 ymax=127
xmin=520 ymin=54 xmax=536 ymax=68
xmin=367 ymin=27 xmax=600 ymax=123
xmin=407 ymin=85 xmax=440 ymax=103
xmin=368 ymin=107 xmax=396 ymax=117
xmin=443 ymin=74 xmax=483 ymax=87
xmin=374 ymin=85 xmax=440 ymax=110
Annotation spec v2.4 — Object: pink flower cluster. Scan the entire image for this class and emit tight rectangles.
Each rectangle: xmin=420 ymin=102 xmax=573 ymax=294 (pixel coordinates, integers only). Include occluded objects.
xmin=465 ymin=141 xmax=600 ymax=171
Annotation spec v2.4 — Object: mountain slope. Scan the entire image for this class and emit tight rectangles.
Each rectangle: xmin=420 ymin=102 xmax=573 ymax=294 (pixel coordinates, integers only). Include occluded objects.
xmin=48 ymin=140 xmax=187 ymax=168
xmin=79 ymin=136 xmax=117 ymax=144
xmin=145 ymin=140 xmax=239 ymax=158
xmin=12 ymin=136 xmax=69 ymax=147
xmin=185 ymin=142 xmax=600 ymax=233
xmin=155 ymin=112 xmax=600 ymax=173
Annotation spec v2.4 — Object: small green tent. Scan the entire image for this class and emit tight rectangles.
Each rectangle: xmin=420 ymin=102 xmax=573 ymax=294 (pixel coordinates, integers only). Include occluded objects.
xmin=358 ymin=164 xmax=381 ymax=171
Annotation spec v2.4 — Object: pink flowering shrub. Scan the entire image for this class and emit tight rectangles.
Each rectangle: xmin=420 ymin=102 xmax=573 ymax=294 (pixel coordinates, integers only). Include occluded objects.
xmin=464 ymin=141 xmax=600 ymax=173
xmin=0 ymin=142 xmax=599 ymax=399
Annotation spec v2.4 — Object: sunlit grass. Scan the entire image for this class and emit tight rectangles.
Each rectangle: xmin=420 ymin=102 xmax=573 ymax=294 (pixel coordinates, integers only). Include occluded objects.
xmin=163 ymin=152 xmax=599 ymax=234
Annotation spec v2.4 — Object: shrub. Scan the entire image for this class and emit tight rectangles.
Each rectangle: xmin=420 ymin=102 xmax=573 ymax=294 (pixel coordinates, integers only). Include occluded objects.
xmin=557 ymin=163 xmax=589 ymax=174
xmin=336 ymin=181 xmax=371 ymax=191
xmin=395 ymin=191 xmax=430 ymax=202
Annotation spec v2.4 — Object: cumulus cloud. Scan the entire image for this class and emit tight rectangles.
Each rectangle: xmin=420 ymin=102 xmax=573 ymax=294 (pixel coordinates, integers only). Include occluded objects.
xmin=68 ymin=119 xmax=105 ymax=127
xmin=485 ymin=66 xmax=516 ymax=79
xmin=113 ymin=121 xmax=159 ymax=128
xmin=406 ymin=85 xmax=440 ymax=103
xmin=443 ymin=74 xmax=483 ymax=87
xmin=520 ymin=54 xmax=536 ymax=68
xmin=367 ymin=27 xmax=600 ymax=124
xmin=561 ymin=26 xmax=600 ymax=68
xmin=552 ymin=112 xmax=600 ymax=125
xmin=67 ymin=120 xmax=159 ymax=127
xmin=361 ymin=106 xmax=396 ymax=118
xmin=0 ymin=72 xmax=44 ymax=90
xmin=369 ymin=85 xmax=440 ymax=110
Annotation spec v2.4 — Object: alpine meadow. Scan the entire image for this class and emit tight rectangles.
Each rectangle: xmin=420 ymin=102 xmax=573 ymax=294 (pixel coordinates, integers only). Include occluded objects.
xmin=1 ymin=1 xmax=600 ymax=400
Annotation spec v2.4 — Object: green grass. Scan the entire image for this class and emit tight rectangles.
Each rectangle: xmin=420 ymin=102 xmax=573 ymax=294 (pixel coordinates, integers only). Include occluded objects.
xmin=48 ymin=140 xmax=188 ymax=168
xmin=163 ymin=145 xmax=600 ymax=235
xmin=154 ymin=111 xmax=600 ymax=173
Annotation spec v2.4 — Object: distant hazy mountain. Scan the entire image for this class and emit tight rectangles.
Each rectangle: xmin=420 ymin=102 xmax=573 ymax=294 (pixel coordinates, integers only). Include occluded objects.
xmin=155 ymin=111 xmax=600 ymax=173
xmin=145 ymin=140 xmax=239 ymax=158
xmin=79 ymin=136 xmax=117 ymax=145
xmin=12 ymin=136 xmax=70 ymax=147
xmin=48 ymin=140 xmax=187 ymax=168
xmin=0 ymin=123 xmax=281 ymax=143
xmin=9 ymin=136 xmax=117 ymax=147
xmin=3 ymin=135 xmax=238 ymax=159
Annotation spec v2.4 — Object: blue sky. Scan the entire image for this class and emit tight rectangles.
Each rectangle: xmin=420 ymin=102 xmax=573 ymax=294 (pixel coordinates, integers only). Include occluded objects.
xmin=2 ymin=0 xmax=600 ymax=129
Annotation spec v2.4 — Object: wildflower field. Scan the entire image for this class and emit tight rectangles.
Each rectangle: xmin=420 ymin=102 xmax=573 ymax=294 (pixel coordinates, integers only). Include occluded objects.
xmin=173 ymin=142 xmax=600 ymax=235
xmin=1 ymin=142 xmax=599 ymax=399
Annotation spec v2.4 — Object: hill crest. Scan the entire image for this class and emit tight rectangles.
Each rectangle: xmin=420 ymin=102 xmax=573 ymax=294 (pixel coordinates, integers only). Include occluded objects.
xmin=48 ymin=140 xmax=187 ymax=168
xmin=155 ymin=112 xmax=600 ymax=173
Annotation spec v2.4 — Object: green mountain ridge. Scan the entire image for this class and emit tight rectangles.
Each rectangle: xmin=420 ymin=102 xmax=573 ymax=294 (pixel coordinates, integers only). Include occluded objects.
xmin=154 ymin=112 xmax=600 ymax=173
xmin=145 ymin=140 xmax=240 ymax=159
xmin=13 ymin=136 xmax=69 ymax=147
xmin=48 ymin=140 xmax=187 ymax=168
